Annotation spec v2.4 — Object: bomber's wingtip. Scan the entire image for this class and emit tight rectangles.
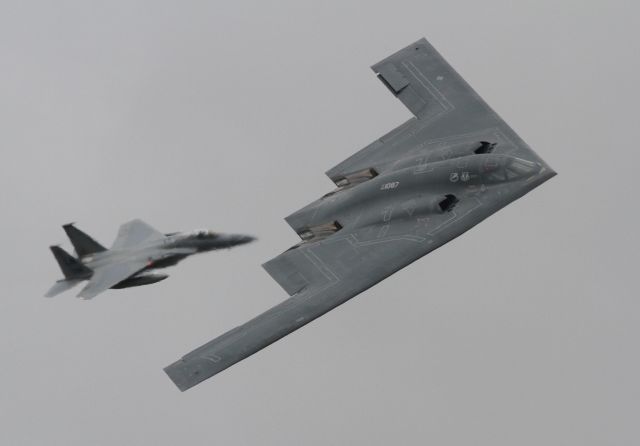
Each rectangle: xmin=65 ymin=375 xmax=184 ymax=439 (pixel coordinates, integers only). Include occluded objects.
xmin=541 ymin=165 xmax=558 ymax=181
xmin=163 ymin=361 xmax=191 ymax=392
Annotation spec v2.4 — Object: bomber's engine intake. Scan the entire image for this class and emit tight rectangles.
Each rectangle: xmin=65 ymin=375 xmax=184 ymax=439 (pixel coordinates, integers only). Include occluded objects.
xmin=298 ymin=221 xmax=343 ymax=241
xmin=332 ymin=168 xmax=379 ymax=188
xmin=474 ymin=141 xmax=497 ymax=154
xmin=438 ymin=194 xmax=459 ymax=213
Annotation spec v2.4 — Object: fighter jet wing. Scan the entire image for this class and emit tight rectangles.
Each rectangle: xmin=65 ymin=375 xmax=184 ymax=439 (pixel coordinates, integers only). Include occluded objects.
xmin=77 ymin=260 xmax=148 ymax=299
xmin=111 ymin=219 xmax=164 ymax=250
xmin=164 ymin=37 xmax=555 ymax=391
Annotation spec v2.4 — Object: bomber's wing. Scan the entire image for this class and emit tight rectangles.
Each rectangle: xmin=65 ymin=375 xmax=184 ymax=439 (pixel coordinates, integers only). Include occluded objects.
xmin=325 ymin=37 xmax=547 ymax=184
xmin=164 ymin=37 xmax=554 ymax=391
xmin=163 ymin=222 xmax=447 ymax=390
xmin=164 ymin=167 xmax=550 ymax=391
xmin=76 ymin=260 xmax=148 ymax=299
xmin=111 ymin=219 xmax=164 ymax=250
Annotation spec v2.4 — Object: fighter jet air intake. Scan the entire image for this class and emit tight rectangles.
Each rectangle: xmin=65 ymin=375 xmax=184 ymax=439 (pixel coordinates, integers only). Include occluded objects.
xmin=46 ymin=219 xmax=255 ymax=299
xmin=163 ymin=37 xmax=556 ymax=391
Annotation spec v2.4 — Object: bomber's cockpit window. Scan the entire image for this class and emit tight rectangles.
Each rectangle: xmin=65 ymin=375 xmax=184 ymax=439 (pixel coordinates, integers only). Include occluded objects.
xmin=506 ymin=158 xmax=537 ymax=178
xmin=484 ymin=157 xmax=538 ymax=182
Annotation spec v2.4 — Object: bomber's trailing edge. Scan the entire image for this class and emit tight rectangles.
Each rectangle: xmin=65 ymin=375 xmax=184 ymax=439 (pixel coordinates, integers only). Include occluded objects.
xmin=46 ymin=220 xmax=255 ymax=299
xmin=164 ymin=37 xmax=556 ymax=391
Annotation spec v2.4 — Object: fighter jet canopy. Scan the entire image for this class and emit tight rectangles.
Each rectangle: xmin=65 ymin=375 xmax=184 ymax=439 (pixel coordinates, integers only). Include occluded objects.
xmin=191 ymin=229 xmax=218 ymax=239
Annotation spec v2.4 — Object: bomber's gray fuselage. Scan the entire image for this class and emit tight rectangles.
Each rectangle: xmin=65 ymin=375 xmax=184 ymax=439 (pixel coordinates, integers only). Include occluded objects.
xmin=287 ymin=153 xmax=544 ymax=241
xmin=163 ymin=37 xmax=556 ymax=392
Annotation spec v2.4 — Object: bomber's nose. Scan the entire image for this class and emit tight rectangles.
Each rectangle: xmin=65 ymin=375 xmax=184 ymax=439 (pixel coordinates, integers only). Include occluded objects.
xmin=539 ymin=163 xmax=557 ymax=180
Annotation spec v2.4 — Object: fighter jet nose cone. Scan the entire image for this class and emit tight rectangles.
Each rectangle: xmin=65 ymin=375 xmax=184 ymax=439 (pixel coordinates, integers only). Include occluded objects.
xmin=243 ymin=235 xmax=257 ymax=244
xmin=234 ymin=234 xmax=257 ymax=245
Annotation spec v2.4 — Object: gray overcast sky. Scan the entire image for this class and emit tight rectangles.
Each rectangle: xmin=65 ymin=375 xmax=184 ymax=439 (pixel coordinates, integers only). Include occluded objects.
xmin=1 ymin=0 xmax=638 ymax=445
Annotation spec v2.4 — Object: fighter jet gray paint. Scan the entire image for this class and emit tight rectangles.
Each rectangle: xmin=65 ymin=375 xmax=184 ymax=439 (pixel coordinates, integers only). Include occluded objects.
xmin=46 ymin=220 xmax=255 ymax=299
xmin=164 ymin=38 xmax=556 ymax=391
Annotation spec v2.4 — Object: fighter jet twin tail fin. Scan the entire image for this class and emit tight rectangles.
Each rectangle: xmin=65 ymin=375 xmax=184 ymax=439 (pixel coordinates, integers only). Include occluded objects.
xmin=45 ymin=245 xmax=91 ymax=297
xmin=63 ymin=223 xmax=106 ymax=258
xmin=46 ymin=223 xmax=106 ymax=297
xmin=47 ymin=222 xmax=159 ymax=299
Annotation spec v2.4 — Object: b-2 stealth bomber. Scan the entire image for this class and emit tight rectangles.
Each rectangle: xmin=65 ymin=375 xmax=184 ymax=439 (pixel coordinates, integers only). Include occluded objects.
xmin=164 ymin=38 xmax=556 ymax=391
xmin=46 ymin=219 xmax=255 ymax=299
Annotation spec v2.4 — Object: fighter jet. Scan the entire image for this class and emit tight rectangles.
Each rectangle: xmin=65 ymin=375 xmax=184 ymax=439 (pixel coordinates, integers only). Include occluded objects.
xmin=164 ymin=38 xmax=556 ymax=391
xmin=46 ymin=219 xmax=255 ymax=299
